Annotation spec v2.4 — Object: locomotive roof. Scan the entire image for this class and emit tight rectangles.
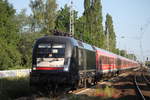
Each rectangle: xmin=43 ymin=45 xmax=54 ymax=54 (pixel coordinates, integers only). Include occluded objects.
xmin=36 ymin=35 xmax=74 ymax=43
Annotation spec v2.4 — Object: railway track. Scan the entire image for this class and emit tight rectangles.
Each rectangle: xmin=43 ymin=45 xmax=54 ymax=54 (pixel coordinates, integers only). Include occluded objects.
xmin=15 ymin=68 xmax=143 ymax=100
xmin=134 ymin=73 xmax=146 ymax=100
xmin=134 ymin=71 xmax=150 ymax=100
xmin=142 ymin=73 xmax=150 ymax=86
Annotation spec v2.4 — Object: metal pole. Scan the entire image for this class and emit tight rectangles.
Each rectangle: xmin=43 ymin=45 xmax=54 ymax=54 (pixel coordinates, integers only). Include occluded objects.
xmin=140 ymin=28 xmax=144 ymax=64
xmin=70 ymin=0 xmax=74 ymax=36
xmin=118 ymin=42 xmax=120 ymax=55
xmin=107 ymin=32 xmax=109 ymax=51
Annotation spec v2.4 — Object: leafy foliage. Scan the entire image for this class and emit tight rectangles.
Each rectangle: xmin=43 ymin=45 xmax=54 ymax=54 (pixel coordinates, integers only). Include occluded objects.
xmin=29 ymin=0 xmax=57 ymax=34
xmin=0 ymin=0 xmax=137 ymax=70
xmin=0 ymin=0 xmax=21 ymax=70
xmin=83 ymin=0 xmax=105 ymax=48
xmin=55 ymin=4 xmax=78 ymax=35
xmin=55 ymin=5 xmax=70 ymax=32
xmin=105 ymin=13 xmax=116 ymax=53
xmin=14 ymin=9 xmax=30 ymax=33
xmin=18 ymin=33 xmax=43 ymax=67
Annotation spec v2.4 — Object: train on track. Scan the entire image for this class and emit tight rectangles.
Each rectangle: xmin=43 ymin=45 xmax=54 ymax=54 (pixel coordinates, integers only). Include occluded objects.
xmin=30 ymin=33 xmax=139 ymax=93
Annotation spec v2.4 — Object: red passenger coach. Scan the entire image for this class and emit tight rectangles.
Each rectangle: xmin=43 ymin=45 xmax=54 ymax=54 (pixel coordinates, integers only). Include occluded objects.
xmin=96 ymin=48 xmax=117 ymax=75
xmin=95 ymin=48 xmax=139 ymax=77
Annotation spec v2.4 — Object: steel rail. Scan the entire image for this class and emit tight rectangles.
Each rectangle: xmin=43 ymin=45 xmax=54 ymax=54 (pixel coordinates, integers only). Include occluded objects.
xmin=134 ymin=74 xmax=146 ymax=100
xmin=142 ymin=73 xmax=150 ymax=85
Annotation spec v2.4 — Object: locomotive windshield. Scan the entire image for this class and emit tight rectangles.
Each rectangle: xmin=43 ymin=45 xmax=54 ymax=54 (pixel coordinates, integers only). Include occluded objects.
xmin=36 ymin=43 xmax=65 ymax=67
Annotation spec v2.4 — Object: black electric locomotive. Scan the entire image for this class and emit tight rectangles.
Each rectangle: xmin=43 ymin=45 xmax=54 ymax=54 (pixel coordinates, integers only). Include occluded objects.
xmin=30 ymin=36 xmax=97 ymax=92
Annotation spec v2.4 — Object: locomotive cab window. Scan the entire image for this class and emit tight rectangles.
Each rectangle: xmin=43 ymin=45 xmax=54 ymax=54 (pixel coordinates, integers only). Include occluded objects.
xmin=36 ymin=43 xmax=65 ymax=67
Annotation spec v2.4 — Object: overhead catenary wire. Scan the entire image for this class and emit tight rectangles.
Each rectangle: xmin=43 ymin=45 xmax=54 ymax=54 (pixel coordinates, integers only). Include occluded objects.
xmin=140 ymin=18 xmax=150 ymax=63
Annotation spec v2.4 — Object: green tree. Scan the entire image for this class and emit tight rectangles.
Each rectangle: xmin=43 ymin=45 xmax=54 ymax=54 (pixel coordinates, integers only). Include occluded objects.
xmin=55 ymin=4 xmax=78 ymax=33
xmin=128 ymin=53 xmax=136 ymax=60
xmin=14 ymin=9 xmax=31 ymax=33
xmin=92 ymin=0 xmax=104 ymax=48
xmin=120 ymin=50 xmax=127 ymax=57
xmin=75 ymin=16 xmax=86 ymax=40
xmin=55 ymin=5 xmax=70 ymax=32
xmin=105 ymin=13 xmax=116 ymax=52
xmin=83 ymin=0 xmax=92 ymax=44
xmin=82 ymin=0 xmax=104 ymax=48
xmin=0 ymin=0 xmax=21 ymax=69
xmin=13 ymin=8 xmax=44 ymax=68
xmin=29 ymin=0 xmax=45 ymax=32
xmin=44 ymin=0 xmax=57 ymax=33
xmin=29 ymin=0 xmax=57 ymax=34
xmin=18 ymin=33 xmax=43 ymax=67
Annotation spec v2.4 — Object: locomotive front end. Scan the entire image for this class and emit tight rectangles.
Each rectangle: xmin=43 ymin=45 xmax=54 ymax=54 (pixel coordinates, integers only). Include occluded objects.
xmin=30 ymin=36 xmax=73 ymax=89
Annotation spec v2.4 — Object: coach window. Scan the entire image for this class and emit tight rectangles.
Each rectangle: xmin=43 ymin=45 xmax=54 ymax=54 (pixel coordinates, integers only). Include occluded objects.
xmin=110 ymin=58 xmax=112 ymax=64
xmin=105 ymin=56 xmax=108 ymax=64
xmin=107 ymin=57 xmax=109 ymax=64
xmin=114 ymin=58 xmax=117 ymax=65
xmin=110 ymin=58 xmax=113 ymax=64
xmin=104 ymin=56 xmax=107 ymax=64
xmin=109 ymin=57 xmax=111 ymax=64
xmin=107 ymin=56 xmax=109 ymax=64
xmin=122 ymin=60 xmax=124 ymax=65
xmin=108 ymin=57 xmax=111 ymax=64
xmin=99 ymin=56 xmax=102 ymax=65
xmin=101 ymin=56 xmax=103 ymax=64
xmin=101 ymin=56 xmax=105 ymax=64
xmin=106 ymin=56 xmax=108 ymax=64
xmin=112 ymin=58 xmax=114 ymax=64
xmin=103 ymin=56 xmax=106 ymax=64
xmin=103 ymin=56 xmax=105 ymax=64
xmin=117 ymin=58 xmax=121 ymax=66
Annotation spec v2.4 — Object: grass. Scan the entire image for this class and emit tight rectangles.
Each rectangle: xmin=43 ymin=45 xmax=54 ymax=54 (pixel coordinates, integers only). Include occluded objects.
xmin=55 ymin=85 xmax=119 ymax=100
xmin=64 ymin=85 xmax=119 ymax=100
xmin=0 ymin=77 xmax=125 ymax=100
xmin=0 ymin=76 xmax=31 ymax=100
xmin=6 ymin=66 xmax=30 ymax=70
xmin=93 ymin=86 xmax=116 ymax=97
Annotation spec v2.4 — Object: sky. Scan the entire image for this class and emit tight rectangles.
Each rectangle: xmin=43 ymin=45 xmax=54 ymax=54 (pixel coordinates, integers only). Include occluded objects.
xmin=8 ymin=0 xmax=150 ymax=61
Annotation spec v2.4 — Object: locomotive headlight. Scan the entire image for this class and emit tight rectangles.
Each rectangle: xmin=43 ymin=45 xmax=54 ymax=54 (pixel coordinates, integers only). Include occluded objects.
xmin=32 ymin=65 xmax=36 ymax=70
xmin=33 ymin=67 xmax=36 ymax=70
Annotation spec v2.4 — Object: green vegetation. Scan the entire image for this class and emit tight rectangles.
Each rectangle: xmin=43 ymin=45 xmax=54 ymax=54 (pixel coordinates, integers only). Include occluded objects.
xmin=81 ymin=0 xmax=105 ymax=48
xmin=0 ymin=0 xmax=137 ymax=70
xmin=29 ymin=0 xmax=57 ymax=34
xmin=0 ymin=0 xmax=21 ymax=70
xmin=105 ymin=14 xmax=116 ymax=53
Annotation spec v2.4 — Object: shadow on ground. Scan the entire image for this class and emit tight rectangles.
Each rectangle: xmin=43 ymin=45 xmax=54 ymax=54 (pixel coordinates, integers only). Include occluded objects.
xmin=0 ymin=77 xmax=31 ymax=100
xmin=61 ymin=94 xmax=138 ymax=100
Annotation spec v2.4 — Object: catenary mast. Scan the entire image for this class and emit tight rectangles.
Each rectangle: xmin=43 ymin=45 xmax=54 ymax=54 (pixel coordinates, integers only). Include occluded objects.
xmin=69 ymin=0 xmax=74 ymax=36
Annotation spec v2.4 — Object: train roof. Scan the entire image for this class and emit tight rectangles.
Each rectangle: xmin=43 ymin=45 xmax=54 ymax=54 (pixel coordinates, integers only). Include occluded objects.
xmin=36 ymin=36 xmax=95 ymax=51
xmin=36 ymin=36 xmax=74 ymax=42
xmin=96 ymin=47 xmax=138 ymax=63
xmin=36 ymin=36 xmax=137 ymax=63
